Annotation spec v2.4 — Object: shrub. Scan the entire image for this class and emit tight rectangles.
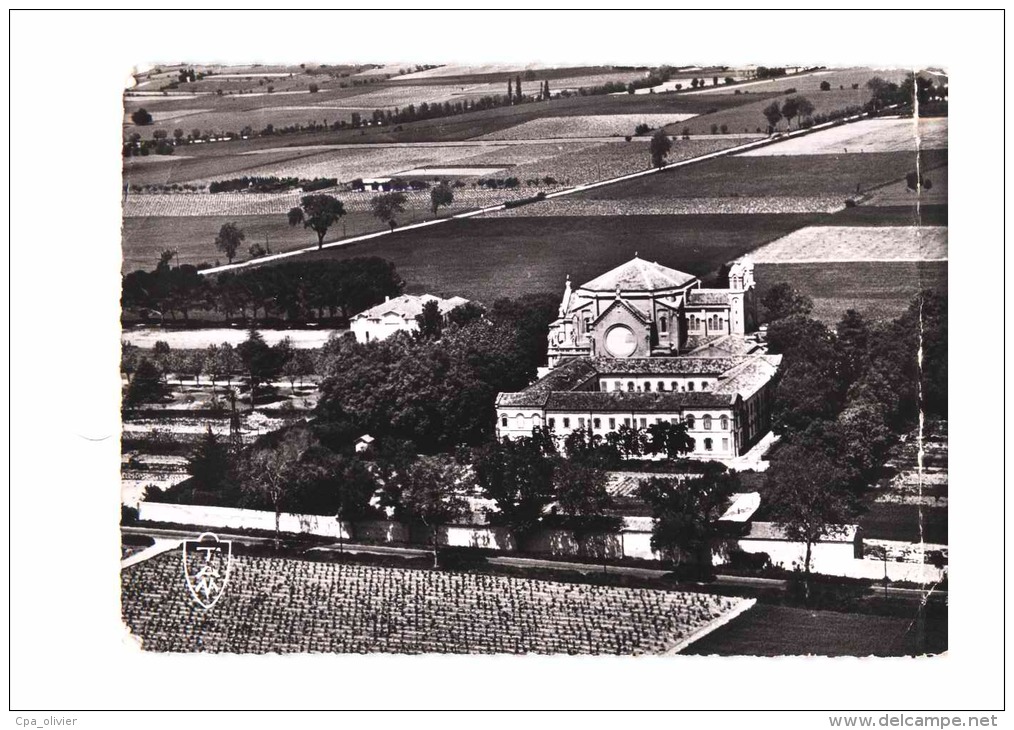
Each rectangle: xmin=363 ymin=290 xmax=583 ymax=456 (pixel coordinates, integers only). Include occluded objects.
xmin=710 ymin=123 xmax=719 ymax=134
xmin=819 ymin=80 xmax=832 ymax=91
xmin=131 ymin=108 xmax=153 ymax=126
xmin=308 ymin=83 xmax=319 ymax=93
xmin=844 ymin=198 xmax=858 ymax=208
xmin=634 ymin=123 xmax=652 ymax=135
xmin=783 ymin=88 xmax=797 ymax=95
xmin=719 ymin=124 xmax=728 ymax=134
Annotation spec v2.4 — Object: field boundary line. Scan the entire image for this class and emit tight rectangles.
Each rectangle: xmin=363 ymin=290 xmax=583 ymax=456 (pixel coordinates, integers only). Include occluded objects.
xmin=197 ymin=107 xmax=891 ymax=277
xmin=665 ymin=597 xmax=757 ymax=655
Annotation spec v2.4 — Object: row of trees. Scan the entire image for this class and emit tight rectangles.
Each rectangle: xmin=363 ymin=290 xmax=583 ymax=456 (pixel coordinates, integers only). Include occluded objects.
xmin=758 ymin=284 xmax=947 ymax=597
xmin=762 ymin=95 xmax=816 ymax=131
xmin=122 ymin=256 xmax=404 ymax=323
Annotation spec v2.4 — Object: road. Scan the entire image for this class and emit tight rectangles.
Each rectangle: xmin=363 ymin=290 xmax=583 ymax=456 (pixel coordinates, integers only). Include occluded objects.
xmin=197 ymin=108 xmax=878 ymax=277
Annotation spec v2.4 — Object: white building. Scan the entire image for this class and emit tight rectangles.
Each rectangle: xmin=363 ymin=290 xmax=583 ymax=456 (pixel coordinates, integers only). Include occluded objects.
xmin=350 ymin=294 xmax=469 ymax=343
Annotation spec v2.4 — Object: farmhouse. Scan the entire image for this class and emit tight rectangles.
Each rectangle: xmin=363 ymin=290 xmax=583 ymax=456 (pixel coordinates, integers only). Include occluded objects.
xmin=496 ymin=256 xmax=779 ymax=458
xmin=350 ymin=293 xmax=469 ymax=343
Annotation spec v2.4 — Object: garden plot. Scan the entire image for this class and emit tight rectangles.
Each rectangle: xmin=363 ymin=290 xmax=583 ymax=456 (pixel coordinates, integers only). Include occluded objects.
xmin=122 ymin=554 xmax=750 ymax=654
xmin=739 ymin=117 xmax=948 ymax=156
xmin=748 ymin=226 xmax=947 ymax=263
xmin=478 ymin=114 xmax=698 ymax=141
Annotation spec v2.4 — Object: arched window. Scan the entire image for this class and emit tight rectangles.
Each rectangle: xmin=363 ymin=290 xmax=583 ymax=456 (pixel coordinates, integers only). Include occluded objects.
xmin=688 ymin=381 xmax=695 ymax=392
xmin=703 ymin=415 xmax=712 ymax=430
xmin=701 ymin=381 xmax=709 ymax=391
xmin=685 ymin=415 xmax=696 ymax=430
xmin=720 ymin=415 xmax=729 ymax=430
xmin=658 ymin=381 xmax=666 ymax=392
xmin=659 ymin=315 xmax=668 ymax=333
xmin=627 ymin=381 xmax=635 ymax=392
xmin=583 ymin=314 xmax=591 ymax=333
xmin=644 ymin=381 xmax=651 ymax=392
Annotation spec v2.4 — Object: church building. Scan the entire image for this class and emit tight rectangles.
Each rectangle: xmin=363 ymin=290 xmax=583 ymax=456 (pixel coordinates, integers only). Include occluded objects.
xmin=495 ymin=256 xmax=779 ymax=459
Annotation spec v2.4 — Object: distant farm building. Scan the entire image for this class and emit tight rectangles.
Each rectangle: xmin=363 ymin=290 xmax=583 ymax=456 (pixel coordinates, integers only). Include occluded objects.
xmin=350 ymin=294 xmax=470 ymax=343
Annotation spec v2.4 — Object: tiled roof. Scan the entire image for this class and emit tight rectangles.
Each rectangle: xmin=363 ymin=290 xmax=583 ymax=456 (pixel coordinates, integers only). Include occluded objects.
xmin=546 ymin=391 xmax=735 ymax=412
xmin=687 ymin=289 xmax=730 ymax=306
xmin=580 ymin=257 xmax=698 ymax=292
xmin=712 ymin=355 xmax=782 ymax=398
xmin=589 ymin=357 xmax=739 ymax=376
xmin=495 ymin=358 xmax=598 ymax=408
xmin=590 ymin=298 xmax=650 ymax=326
xmin=689 ymin=335 xmax=763 ymax=357
xmin=352 ymin=293 xmax=469 ymax=321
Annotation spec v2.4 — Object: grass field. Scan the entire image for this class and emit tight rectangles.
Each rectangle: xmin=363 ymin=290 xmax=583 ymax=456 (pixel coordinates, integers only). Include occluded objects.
xmin=749 ymin=225 xmax=947 ymax=262
xmin=298 ymin=214 xmax=822 ymax=301
xmin=478 ymin=114 xmax=700 ymax=140
xmin=122 ymin=552 xmax=746 ymax=654
xmin=867 ymin=165 xmax=948 ymax=207
xmin=574 ymin=150 xmax=949 ymax=201
xmin=755 ymin=260 xmax=947 ymax=323
xmin=122 ymin=211 xmax=434 ymax=271
xmin=683 ymin=603 xmax=945 ymax=656
xmin=739 ymin=118 xmax=948 ymax=156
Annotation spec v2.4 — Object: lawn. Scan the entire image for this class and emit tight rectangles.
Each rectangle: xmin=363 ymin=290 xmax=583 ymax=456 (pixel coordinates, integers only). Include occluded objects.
xmin=298 ymin=214 xmax=823 ymax=302
xmin=754 ymin=260 xmax=947 ymax=323
xmin=575 ymin=150 xmax=949 ymax=201
xmin=683 ymin=603 xmax=946 ymax=656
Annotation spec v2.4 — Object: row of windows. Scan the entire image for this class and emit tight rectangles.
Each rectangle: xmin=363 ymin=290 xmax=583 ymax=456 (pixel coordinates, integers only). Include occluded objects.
xmin=499 ymin=414 xmax=733 ymax=431
xmin=608 ymin=380 xmax=712 ymax=393
xmin=688 ymin=315 xmax=725 ymax=332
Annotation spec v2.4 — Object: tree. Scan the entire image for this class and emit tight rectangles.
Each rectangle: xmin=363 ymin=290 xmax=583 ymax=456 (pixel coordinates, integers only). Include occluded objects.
xmin=781 ymin=96 xmax=800 ymax=129
xmin=396 ymin=456 xmax=470 ymax=567
xmin=188 ymin=427 xmax=232 ymax=492
xmin=415 ymin=299 xmax=443 ymax=339
xmin=649 ymin=128 xmax=672 ymax=169
xmin=236 ymin=328 xmax=286 ymax=409
xmin=430 ymin=181 xmax=454 ymax=214
xmin=645 ymin=420 xmax=695 ymax=460
xmin=214 ymin=222 xmax=245 ymax=264
xmin=819 ymin=80 xmax=832 ymax=91
xmin=123 ymin=357 xmax=165 ymax=407
xmin=762 ymin=101 xmax=783 ymax=132
xmin=369 ymin=191 xmax=408 ymax=225
xmin=288 ymin=194 xmax=346 ymax=249
xmin=553 ymin=459 xmax=619 ymax=556
xmin=242 ymin=426 xmax=317 ymax=548
xmin=766 ymin=445 xmax=858 ymax=601
xmin=447 ymin=301 xmax=485 ymax=327
xmin=300 ymin=446 xmax=377 ymax=553
xmin=515 ymin=74 xmax=522 ymax=101
xmin=474 ymin=435 xmax=555 ymax=548
xmin=173 ymin=128 xmax=184 ymax=142
xmin=131 ymin=108 xmax=153 ymax=125
xmin=760 ymin=282 xmax=813 ymax=322
xmin=637 ymin=466 xmax=738 ymax=579
xmin=835 ymin=309 xmax=870 ymax=389
xmin=507 ymin=78 xmax=513 ymax=101
xmin=795 ymin=96 xmax=815 ymax=126
xmin=121 ymin=342 xmax=139 ymax=382
xmin=308 ymin=82 xmax=319 ymax=93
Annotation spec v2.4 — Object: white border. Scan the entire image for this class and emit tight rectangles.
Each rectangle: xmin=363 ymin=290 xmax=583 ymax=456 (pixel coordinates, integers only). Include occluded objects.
xmin=8 ymin=7 xmax=1008 ymax=719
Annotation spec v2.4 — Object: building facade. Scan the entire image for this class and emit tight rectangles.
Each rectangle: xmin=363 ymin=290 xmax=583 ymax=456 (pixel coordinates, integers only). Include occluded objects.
xmin=350 ymin=293 xmax=469 ymax=343
xmin=496 ymin=256 xmax=777 ymax=459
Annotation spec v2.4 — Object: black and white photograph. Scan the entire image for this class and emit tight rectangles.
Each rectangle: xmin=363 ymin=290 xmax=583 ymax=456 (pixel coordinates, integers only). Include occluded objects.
xmin=8 ymin=7 xmax=1007 ymax=723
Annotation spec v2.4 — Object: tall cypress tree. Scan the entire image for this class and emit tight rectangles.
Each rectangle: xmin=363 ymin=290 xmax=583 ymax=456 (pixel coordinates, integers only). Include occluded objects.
xmin=515 ymin=74 xmax=522 ymax=101
xmin=507 ymin=78 xmax=512 ymax=102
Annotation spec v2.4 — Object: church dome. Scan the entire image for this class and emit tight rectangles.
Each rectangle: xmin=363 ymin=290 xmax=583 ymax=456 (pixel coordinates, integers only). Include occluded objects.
xmin=579 ymin=256 xmax=698 ymax=292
